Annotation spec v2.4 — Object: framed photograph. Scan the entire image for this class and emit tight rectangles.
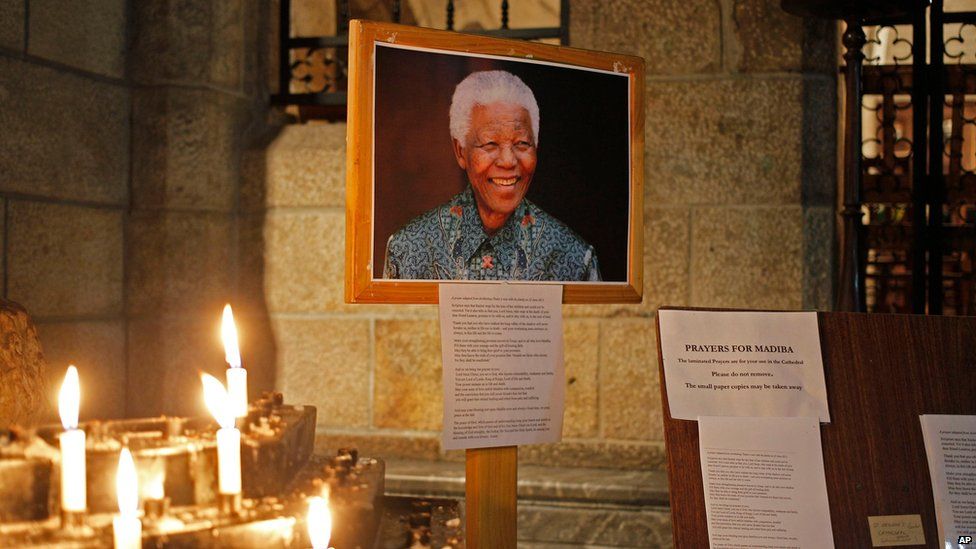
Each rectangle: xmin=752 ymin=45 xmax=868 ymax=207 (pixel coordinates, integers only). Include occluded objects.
xmin=345 ymin=20 xmax=644 ymax=303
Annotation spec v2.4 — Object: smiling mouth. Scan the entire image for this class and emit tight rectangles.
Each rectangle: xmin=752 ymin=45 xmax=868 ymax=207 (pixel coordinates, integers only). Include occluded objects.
xmin=489 ymin=177 xmax=519 ymax=186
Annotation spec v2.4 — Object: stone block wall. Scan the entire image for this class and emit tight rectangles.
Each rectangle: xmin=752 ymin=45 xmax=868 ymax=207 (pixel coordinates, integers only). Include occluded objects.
xmin=0 ymin=0 xmax=128 ymax=420
xmin=0 ymin=1 xmax=277 ymax=423
xmin=250 ymin=0 xmax=836 ymax=469
xmin=0 ymin=0 xmax=834 ymax=472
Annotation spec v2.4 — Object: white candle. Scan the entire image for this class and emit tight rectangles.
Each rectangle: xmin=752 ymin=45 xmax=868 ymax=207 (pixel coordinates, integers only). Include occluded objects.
xmin=216 ymin=428 xmax=242 ymax=494
xmin=113 ymin=515 xmax=141 ymax=549
xmin=307 ymin=496 xmax=332 ymax=549
xmin=226 ymin=367 xmax=248 ymax=418
xmin=114 ymin=448 xmax=142 ymax=549
xmin=221 ymin=304 xmax=248 ymax=417
xmin=59 ymin=429 xmax=86 ymax=512
xmin=201 ymin=373 xmax=241 ymax=496
xmin=58 ymin=365 xmax=86 ymax=513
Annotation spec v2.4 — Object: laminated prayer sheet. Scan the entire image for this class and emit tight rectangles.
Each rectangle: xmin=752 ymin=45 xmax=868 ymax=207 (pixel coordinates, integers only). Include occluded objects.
xmin=659 ymin=310 xmax=830 ymax=422
xmin=699 ymin=415 xmax=835 ymax=548
xmin=920 ymin=414 xmax=976 ymax=547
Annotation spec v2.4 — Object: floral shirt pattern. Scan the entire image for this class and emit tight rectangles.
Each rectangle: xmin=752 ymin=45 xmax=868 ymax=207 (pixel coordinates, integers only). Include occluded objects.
xmin=383 ymin=187 xmax=601 ymax=281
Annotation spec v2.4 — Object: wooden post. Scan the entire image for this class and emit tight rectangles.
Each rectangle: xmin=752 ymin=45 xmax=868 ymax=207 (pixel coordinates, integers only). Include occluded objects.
xmin=465 ymin=446 xmax=517 ymax=549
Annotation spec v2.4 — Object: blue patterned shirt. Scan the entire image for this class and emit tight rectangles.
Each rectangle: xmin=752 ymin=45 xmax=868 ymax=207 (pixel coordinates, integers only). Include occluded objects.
xmin=383 ymin=188 xmax=601 ymax=281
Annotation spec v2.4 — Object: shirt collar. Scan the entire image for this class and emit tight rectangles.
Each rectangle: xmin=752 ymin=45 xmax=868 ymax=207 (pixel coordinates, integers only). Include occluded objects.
xmin=487 ymin=200 xmax=528 ymax=269
xmin=450 ymin=188 xmax=486 ymax=264
xmin=452 ymin=187 xmax=528 ymax=267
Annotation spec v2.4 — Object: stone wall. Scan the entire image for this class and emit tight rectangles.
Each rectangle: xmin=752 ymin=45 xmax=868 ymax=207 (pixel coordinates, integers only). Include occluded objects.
xmin=0 ymin=0 xmax=128 ymax=420
xmin=251 ymin=0 xmax=836 ymax=469
xmin=0 ymin=0 xmax=834 ymax=469
xmin=0 ymin=1 xmax=277 ymax=423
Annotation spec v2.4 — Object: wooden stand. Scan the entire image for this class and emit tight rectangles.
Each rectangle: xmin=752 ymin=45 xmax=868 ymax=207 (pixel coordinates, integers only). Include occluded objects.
xmin=658 ymin=310 xmax=976 ymax=547
xmin=465 ymin=446 xmax=517 ymax=549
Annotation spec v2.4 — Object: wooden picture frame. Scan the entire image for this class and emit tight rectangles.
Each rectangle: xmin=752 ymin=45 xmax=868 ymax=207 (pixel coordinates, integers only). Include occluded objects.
xmin=345 ymin=20 xmax=644 ymax=304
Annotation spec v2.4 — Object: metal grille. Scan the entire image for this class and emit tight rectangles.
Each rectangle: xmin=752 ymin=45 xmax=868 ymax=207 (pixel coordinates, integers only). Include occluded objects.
xmin=940 ymin=14 xmax=976 ymax=314
xmin=844 ymin=2 xmax=976 ymax=314
xmin=271 ymin=0 xmax=569 ymax=120
xmin=861 ymin=23 xmax=916 ymax=313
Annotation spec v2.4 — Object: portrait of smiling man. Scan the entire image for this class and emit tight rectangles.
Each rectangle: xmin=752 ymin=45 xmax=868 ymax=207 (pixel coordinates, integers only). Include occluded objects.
xmin=367 ymin=42 xmax=632 ymax=291
xmin=383 ymin=70 xmax=601 ymax=281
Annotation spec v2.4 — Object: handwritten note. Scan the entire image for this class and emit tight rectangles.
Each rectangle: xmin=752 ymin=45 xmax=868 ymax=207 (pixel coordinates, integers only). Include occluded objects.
xmin=868 ymin=515 xmax=925 ymax=547
xmin=659 ymin=310 xmax=830 ymax=422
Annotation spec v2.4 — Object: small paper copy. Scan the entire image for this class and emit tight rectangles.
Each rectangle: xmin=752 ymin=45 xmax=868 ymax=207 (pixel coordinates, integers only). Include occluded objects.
xmin=699 ymin=416 xmax=835 ymax=548
xmin=439 ymin=283 xmax=564 ymax=450
xmin=920 ymin=414 xmax=976 ymax=547
xmin=659 ymin=310 xmax=830 ymax=422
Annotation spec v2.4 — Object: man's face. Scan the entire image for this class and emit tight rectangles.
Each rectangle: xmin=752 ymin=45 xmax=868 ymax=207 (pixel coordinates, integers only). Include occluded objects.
xmin=453 ymin=102 xmax=537 ymax=226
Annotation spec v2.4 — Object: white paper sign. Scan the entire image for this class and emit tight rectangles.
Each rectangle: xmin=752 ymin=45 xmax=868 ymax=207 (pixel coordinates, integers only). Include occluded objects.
xmin=439 ymin=283 xmax=564 ymax=450
xmin=659 ymin=310 xmax=830 ymax=422
xmin=920 ymin=414 xmax=976 ymax=547
xmin=699 ymin=416 xmax=835 ymax=548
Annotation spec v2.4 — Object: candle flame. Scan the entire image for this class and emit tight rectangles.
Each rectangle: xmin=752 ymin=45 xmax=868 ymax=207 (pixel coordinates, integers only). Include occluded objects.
xmin=117 ymin=447 xmax=139 ymax=515
xmin=221 ymin=304 xmax=242 ymax=369
xmin=307 ymin=496 xmax=331 ymax=549
xmin=201 ymin=373 xmax=234 ymax=429
xmin=58 ymin=365 xmax=80 ymax=430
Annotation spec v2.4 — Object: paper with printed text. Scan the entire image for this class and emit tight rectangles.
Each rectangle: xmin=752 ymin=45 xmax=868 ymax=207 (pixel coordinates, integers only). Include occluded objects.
xmin=659 ymin=310 xmax=830 ymax=422
xmin=439 ymin=283 xmax=564 ymax=450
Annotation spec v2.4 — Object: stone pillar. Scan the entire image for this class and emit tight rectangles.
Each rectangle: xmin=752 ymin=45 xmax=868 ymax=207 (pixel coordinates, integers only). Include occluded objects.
xmin=127 ymin=1 xmax=275 ymax=417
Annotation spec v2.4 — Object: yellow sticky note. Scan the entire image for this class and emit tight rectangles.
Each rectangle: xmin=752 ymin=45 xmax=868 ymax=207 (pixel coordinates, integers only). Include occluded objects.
xmin=868 ymin=514 xmax=926 ymax=546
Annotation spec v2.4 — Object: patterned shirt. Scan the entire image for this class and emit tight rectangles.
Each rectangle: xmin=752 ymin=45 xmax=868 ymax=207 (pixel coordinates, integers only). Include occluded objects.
xmin=383 ymin=187 xmax=601 ymax=281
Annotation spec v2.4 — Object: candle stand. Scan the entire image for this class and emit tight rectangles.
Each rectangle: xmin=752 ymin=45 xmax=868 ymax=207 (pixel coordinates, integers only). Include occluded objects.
xmin=0 ymin=392 xmax=463 ymax=548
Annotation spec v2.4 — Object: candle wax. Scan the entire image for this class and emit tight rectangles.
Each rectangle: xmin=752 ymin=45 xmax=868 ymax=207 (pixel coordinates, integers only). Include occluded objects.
xmin=113 ymin=514 xmax=141 ymax=549
xmin=216 ymin=427 xmax=241 ymax=495
xmin=60 ymin=429 xmax=86 ymax=512
xmin=226 ymin=367 xmax=248 ymax=418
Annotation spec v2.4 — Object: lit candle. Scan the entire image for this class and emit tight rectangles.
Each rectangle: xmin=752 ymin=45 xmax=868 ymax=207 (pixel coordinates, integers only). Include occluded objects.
xmin=58 ymin=365 xmax=86 ymax=514
xmin=221 ymin=304 xmax=248 ymax=418
xmin=307 ymin=496 xmax=332 ymax=549
xmin=201 ymin=374 xmax=241 ymax=496
xmin=113 ymin=448 xmax=142 ymax=549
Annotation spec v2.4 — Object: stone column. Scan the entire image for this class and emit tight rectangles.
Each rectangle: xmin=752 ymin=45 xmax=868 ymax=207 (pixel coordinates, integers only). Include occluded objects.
xmin=127 ymin=1 xmax=274 ymax=417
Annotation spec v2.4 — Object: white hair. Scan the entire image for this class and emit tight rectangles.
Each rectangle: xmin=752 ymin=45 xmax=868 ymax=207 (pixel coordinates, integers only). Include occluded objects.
xmin=449 ymin=70 xmax=540 ymax=145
